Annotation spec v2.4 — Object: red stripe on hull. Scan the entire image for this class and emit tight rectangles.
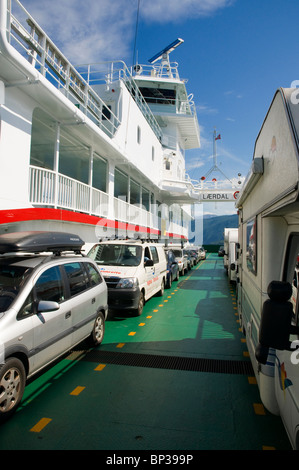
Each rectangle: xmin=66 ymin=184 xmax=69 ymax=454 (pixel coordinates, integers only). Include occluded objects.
xmin=0 ymin=207 xmax=161 ymax=235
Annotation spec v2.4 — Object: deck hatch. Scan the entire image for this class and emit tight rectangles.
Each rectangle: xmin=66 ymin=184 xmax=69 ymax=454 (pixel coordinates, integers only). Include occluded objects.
xmin=77 ymin=349 xmax=254 ymax=375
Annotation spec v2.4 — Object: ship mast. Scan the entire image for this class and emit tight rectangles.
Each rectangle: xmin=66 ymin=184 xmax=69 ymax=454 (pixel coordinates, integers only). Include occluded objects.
xmin=203 ymin=129 xmax=232 ymax=184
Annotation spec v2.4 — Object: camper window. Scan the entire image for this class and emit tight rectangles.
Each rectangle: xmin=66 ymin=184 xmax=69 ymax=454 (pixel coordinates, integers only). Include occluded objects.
xmin=283 ymin=234 xmax=299 ymax=325
xmin=246 ymin=218 xmax=257 ymax=274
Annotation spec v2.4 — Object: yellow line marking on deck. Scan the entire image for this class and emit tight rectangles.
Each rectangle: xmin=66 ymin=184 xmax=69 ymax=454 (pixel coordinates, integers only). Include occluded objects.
xmin=94 ymin=364 xmax=106 ymax=371
xmin=70 ymin=386 xmax=85 ymax=396
xmin=248 ymin=376 xmax=257 ymax=385
xmin=116 ymin=343 xmax=125 ymax=348
xmin=30 ymin=418 xmax=52 ymax=433
xmin=253 ymin=403 xmax=266 ymax=415
xmin=146 ymin=315 xmax=152 ymax=318
xmin=153 ymin=309 xmax=159 ymax=312
xmin=128 ymin=331 xmax=136 ymax=336
xmin=262 ymin=446 xmax=276 ymax=450
xmin=243 ymin=351 xmax=249 ymax=357
xmin=139 ymin=323 xmax=145 ymax=326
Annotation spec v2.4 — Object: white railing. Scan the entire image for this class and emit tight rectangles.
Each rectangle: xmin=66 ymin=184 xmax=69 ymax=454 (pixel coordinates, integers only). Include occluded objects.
xmin=29 ymin=166 xmax=159 ymax=230
xmin=77 ymin=62 xmax=163 ymax=141
xmin=4 ymin=0 xmax=162 ymax=141
xmin=113 ymin=197 xmax=157 ymax=229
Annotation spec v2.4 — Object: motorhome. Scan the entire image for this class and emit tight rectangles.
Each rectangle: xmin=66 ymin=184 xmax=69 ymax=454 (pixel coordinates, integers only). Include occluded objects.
xmin=236 ymin=87 xmax=299 ymax=449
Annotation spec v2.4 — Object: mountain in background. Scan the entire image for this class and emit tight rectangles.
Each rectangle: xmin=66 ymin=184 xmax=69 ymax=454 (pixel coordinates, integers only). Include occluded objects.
xmin=201 ymin=213 xmax=238 ymax=245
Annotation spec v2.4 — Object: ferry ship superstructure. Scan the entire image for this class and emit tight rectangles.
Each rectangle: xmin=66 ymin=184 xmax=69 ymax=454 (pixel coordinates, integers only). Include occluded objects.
xmin=0 ymin=0 xmax=200 ymax=243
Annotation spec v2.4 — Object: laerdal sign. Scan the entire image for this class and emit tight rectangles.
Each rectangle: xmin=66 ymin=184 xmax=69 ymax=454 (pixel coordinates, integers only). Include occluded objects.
xmin=200 ymin=191 xmax=240 ymax=202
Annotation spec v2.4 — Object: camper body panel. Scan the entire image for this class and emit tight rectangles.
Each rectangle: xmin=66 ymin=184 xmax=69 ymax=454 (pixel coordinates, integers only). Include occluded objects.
xmin=237 ymin=88 xmax=299 ymax=449
xmin=227 ymin=228 xmax=238 ymax=282
xmin=224 ymin=227 xmax=237 ymax=274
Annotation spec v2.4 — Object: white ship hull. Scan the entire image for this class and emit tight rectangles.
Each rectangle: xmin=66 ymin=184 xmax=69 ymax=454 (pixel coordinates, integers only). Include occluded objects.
xmin=0 ymin=0 xmax=201 ymax=244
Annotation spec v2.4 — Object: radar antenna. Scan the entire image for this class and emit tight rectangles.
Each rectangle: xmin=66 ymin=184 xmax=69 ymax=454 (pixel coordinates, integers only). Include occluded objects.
xmin=148 ymin=38 xmax=184 ymax=78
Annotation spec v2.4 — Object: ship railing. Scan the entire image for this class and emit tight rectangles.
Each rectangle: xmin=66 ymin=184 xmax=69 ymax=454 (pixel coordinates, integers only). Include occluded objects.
xmin=5 ymin=0 xmax=120 ymax=138
xmin=76 ymin=62 xmax=163 ymax=142
xmin=114 ymin=197 xmax=157 ymax=230
xmin=132 ymin=63 xmax=181 ymax=81
xmin=29 ymin=166 xmax=160 ymax=230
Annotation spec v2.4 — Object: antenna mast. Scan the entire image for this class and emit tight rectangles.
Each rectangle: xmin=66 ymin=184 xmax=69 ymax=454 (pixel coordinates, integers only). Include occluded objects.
xmin=203 ymin=129 xmax=232 ymax=183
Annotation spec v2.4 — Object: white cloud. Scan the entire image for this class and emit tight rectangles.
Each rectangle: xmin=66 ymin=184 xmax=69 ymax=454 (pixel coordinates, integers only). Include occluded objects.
xmin=20 ymin=0 xmax=236 ymax=63
xmin=21 ymin=0 xmax=138 ymax=63
xmin=140 ymin=0 xmax=236 ymax=23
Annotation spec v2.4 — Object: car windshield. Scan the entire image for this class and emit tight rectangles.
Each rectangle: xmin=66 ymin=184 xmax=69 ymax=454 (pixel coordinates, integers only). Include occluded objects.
xmin=0 ymin=261 xmax=33 ymax=312
xmin=89 ymin=244 xmax=142 ymax=267
xmin=172 ymin=249 xmax=183 ymax=257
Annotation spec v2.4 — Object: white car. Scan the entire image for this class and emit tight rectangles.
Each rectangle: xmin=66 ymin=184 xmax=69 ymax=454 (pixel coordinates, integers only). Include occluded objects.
xmin=0 ymin=231 xmax=108 ymax=421
xmin=88 ymin=239 xmax=167 ymax=316
xmin=171 ymin=248 xmax=188 ymax=276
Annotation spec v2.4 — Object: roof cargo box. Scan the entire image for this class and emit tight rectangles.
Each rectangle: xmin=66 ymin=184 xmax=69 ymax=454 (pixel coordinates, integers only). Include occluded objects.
xmin=0 ymin=231 xmax=84 ymax=254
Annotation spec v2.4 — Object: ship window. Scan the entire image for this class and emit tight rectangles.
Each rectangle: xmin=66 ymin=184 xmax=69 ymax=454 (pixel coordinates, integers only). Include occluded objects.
xmin=130 ymin=179 xmax=140 ymax=205
xmin=30 ymin=108 xmax=56 ymax=170
xmin=142 ymin=187 xmax=150 ymax=212
xmin=165 ymin=161 xmax=171 ymax=171
xmin=114 ymin=168 xmax=128 ymax=202
xmin=102 ymin=105 xmax=111 ymax=121
xmin=93 ymin=154 xmax=107 ymax=193
xmin=152 ymin=146 xmax=155 ymax=161
xmin=137 ymin=126 xmax=141 ymax=144
xmin=139 ymin=87 xmax=176 ymax=105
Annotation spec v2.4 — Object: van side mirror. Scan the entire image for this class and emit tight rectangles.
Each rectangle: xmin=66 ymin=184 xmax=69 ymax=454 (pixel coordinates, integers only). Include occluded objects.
xmin=144 ymin=259 xmax=153 ymax=267
xmin=255 ymin=281 xmax=299 ymax=364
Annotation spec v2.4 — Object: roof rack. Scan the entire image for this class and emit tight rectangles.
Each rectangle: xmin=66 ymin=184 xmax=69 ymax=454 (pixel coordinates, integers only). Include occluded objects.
xmin=0 ymin=231 xmax=84 ymax=255
xmin=98 ymin=236 xmax=161 ymax=244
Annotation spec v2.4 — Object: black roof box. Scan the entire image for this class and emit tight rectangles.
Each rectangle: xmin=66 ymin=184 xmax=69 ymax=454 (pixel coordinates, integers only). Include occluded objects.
xmin=0 ymin=231 xmax=84 ymax=254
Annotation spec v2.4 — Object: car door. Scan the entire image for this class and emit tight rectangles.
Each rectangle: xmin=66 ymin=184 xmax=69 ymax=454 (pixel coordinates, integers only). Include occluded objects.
xmin=144 ymin=246 xmax=155 ymax=298
xmin=62 ymin=261 xmax=100 ymax=345
xmin=150 ymin=246 xmax=161 ymax=294
xmin=27 ymin=264 xmax=72 ymax=373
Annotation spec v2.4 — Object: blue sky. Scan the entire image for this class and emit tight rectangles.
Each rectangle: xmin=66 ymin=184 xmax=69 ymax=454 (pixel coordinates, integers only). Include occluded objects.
xmin=20 ymin=0 xmax=299 ymax=215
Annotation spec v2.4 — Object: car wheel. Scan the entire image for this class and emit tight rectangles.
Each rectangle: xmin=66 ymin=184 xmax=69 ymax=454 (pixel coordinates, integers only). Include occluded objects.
xmin=90 ymin=311 xmax=105 ymax=346
xmin=158 ymin=279 xmax=165 ymax=296
xmin=135 ymin=291 xmax=144 ymax=316
xmin=0 ymin=357 xmax=26 ymax=421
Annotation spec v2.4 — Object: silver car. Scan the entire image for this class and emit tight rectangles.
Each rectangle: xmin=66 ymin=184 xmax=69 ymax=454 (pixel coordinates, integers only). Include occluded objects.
xmin=0 ymin=231 xmax=108 ymax=421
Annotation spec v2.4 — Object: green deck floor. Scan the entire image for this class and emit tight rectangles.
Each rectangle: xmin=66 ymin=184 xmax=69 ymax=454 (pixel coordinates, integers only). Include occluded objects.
xmin=0 ymin=254 xmax=292 ymax=452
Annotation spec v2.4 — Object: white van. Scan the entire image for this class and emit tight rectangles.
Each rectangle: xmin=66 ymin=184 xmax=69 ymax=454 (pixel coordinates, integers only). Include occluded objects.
xmin=88 ymin=239 xmax=167 ymax=316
